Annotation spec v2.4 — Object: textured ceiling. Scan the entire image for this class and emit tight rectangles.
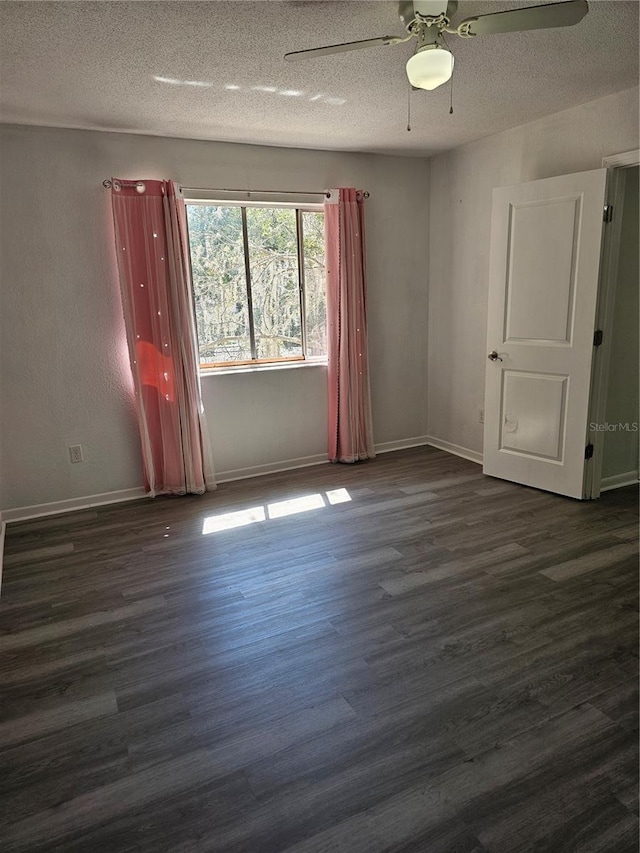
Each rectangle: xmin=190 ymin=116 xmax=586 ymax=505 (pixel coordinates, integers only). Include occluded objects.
xmin=0 ymin=1 xmax=638 ymax=156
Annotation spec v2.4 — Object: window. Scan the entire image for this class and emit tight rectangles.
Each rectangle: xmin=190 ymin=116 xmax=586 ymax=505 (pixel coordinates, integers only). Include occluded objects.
xmin=185 ymin=202 xmax=326 ymax=368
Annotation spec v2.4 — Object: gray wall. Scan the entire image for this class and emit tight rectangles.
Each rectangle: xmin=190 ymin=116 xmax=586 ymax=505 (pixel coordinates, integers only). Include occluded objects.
xmin=427 ymin=86 xmax=640 ymax=456
xmin=0 ymin=126 xmax=430 ymax=511
xmin=602 ymin=166 xmax=639 ymax=483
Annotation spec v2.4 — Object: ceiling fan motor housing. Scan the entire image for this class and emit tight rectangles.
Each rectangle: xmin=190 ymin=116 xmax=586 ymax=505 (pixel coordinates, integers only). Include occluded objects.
xmin=399 ymin=0 xmax=457 ymax=30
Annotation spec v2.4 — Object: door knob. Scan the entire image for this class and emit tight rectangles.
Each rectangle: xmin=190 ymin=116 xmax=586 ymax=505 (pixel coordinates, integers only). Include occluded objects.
xmin=488 ymin=350 xmax=503 ymax=362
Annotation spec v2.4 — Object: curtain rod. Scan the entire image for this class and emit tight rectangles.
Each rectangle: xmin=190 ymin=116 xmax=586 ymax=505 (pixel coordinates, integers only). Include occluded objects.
xmin=180 ymin=186 xmax=370 ymax=199
xmin=103 ymin=179 xmax=147 ymax=190
xmin=101 ymin=179 xmax=369 ymax=199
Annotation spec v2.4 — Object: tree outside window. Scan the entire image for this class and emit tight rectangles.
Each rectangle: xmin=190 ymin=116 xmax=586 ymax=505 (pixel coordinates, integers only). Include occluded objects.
xmin=186 ymin=203 xmax=326 ymax=367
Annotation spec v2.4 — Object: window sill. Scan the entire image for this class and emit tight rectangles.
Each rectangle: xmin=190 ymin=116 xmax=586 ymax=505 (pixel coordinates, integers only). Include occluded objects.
xmin=200 ymin=360 xmax=328 ymax=378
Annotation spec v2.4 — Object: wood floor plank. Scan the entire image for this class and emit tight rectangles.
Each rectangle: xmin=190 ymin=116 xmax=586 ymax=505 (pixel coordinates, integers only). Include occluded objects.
xmin=0 ymin=749 xmax=253 ymax=851
xmin=378 ymin=542 xmax=532 ymax=594
xmin=0 ymin=694 xmax=190 ymax=814
xmin=1 ymin=543 xmax=74 ymax=569
xmin=0 ymin=691 xmax=118 ymax=749
xmin=128 ymin=695 xmax=355 ymax=774
xmin=539 ymin=541 xmax=639 ymax=581
xmin=589 ymin=678 xmax=639 ymax=733
xmin=274 ymin=785 xmax=458 ymax=853
xmin=0 ymin=595 xmax=167 ymax=651
xmin=531 ymin=797 xmax=639 ymax=853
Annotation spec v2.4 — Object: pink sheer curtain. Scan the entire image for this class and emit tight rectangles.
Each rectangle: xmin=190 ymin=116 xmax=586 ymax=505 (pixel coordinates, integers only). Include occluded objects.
xmin=324 ymin=188 xmax=375 ymax=463
xmin=110 ymin=179 xmax=213 ymax=496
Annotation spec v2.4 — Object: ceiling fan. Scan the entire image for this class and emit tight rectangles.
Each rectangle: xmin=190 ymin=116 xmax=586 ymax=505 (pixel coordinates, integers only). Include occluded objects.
xmin=284 ymin=1 xmax=589 ymax=92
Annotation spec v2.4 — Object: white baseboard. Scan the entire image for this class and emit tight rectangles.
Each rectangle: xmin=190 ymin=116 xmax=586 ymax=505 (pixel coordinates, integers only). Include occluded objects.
xmin=218 ymin=436 xmax=439 ymax=482
xmin=216 ymin=454 xmax=329 ymax=484
xmin=1 ymin=487 xmax=149 ymax=524
xmin=0 ymin=437 xmax=483 ymax=527
xmin=600 ymin=471 xmax=639 ymax=492
xmin=0 ymin=519 xmax=6 ymax=597
xmin=374 ymin=435 xmax=431 ymax=454
xmin=214 ymin=437 xmax=440 ymax=483
xmin=426 ymin=435 xmax=483 ymax=465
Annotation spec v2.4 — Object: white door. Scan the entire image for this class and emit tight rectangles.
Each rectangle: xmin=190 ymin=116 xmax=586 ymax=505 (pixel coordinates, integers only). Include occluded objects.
xmin=483 ymin=168 xmax=607 ymax=499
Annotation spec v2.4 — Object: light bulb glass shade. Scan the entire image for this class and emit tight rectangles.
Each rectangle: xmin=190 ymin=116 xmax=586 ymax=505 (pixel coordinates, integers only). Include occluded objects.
xmin=406 ymin=46 xmax=454 ymax=90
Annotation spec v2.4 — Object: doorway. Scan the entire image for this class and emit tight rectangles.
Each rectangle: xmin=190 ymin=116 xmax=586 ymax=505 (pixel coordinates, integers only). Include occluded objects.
xmin=482 ymin=154 xmax=639 ymax=500
xmin=591 ymin=164 xmax=639 ymax=495
xmin=482 ymin=167 xmax=608 ymax=499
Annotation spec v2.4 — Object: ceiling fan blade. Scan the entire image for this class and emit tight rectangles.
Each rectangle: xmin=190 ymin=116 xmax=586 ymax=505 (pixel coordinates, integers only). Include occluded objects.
xmin=284 ymin=36 xmax=397 ymax=61
xmin=459 ymin=0 xmax=588 ymax=37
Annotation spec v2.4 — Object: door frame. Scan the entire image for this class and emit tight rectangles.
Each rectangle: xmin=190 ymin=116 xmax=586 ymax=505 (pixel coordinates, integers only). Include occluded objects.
xmin=585 ymin=148 xmax=640 ymax=499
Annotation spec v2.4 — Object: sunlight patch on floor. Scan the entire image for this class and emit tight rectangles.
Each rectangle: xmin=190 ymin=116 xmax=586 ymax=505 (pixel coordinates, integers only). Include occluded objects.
xmin=201 ymin=489 xmax=352 ymax=534
xmin=326 ymin=488 xmax=351 ymax=505
xmin=267 ymin=494 xmax=326 ymax=519
xmin=202 ymin=506 xmax=266 ymax=534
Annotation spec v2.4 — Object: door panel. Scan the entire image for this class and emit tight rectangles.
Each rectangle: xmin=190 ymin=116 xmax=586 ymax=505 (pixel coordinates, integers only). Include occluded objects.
xmin=484 ymin=169 xmax=607 ymax=499
xmin=500 ymin=370 xmax=568 ymax=460
xmin=505 ymin=198 xmax=580 ymax=343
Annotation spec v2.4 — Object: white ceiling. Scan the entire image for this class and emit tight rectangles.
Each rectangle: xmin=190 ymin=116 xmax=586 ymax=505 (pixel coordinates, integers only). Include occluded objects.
xmin=0 ymin=1 xmax=638 ymax=157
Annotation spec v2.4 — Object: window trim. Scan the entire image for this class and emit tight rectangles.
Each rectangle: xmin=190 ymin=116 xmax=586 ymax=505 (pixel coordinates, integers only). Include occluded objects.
xmin=185 ymin=198 xmax=325 ymax=371
xmin=200 ymin=358 xmax=327 ymax=378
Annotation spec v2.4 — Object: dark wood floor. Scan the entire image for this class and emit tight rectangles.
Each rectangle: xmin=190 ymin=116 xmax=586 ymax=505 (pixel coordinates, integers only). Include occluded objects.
xmin=0 ymin=447 xmax=638 ymax=853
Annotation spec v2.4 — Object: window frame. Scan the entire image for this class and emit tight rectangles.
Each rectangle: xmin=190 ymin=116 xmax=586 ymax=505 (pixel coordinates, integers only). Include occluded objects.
xmin=184 ymin=198 xmax=326 ymax=372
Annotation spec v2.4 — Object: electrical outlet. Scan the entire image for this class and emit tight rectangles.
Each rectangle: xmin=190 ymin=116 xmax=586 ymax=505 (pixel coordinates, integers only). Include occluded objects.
xmin=478 ymin=409 xmax=484 ymax=424
xmin=69 ymin=444 xmax=84 ymax=463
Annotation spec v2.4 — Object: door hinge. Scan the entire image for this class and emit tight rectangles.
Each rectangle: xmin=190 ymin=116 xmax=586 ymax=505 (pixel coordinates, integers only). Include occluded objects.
xmin=593 ymin=329 xmax=603 ymax=346
xmin=603 ymin=204 xmax=613 ymax=223
xmin=585 ymin=443 xmax=594 ymax=460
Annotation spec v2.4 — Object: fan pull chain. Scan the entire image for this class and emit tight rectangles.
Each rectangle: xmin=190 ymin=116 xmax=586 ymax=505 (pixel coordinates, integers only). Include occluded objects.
xmin=440 ymin=31 xmax=454 ymax=116
xmin=449 ymin=67 xmax=454 ymax=114
xmin=407 ymin=84 xmax=411 ymax=132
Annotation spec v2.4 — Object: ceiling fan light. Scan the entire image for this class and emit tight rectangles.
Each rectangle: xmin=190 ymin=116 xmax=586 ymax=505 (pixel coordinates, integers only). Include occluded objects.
xmin=406 ymin=45 xmax=454 ymax=90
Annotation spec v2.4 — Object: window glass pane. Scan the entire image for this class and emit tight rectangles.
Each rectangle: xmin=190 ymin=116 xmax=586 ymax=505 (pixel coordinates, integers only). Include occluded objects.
xmin=302 ymin=211 xmax=327 ymax=357
xmin=186 ymin=205 xmax=252 ymax=364
xmin=245 ymin=207 xmax=302 ymax=360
